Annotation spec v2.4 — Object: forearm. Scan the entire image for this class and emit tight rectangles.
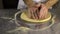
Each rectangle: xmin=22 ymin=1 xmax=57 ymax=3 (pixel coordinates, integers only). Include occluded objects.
xmin=45 ymin=0 xmax=58 ymax=9
xmin=23 ymin=0 xmax=35 ymax=7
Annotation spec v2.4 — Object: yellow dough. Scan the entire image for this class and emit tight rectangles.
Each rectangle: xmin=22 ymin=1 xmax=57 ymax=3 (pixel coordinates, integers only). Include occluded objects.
xmin=20 ymin=12 xmax=51 ymax=23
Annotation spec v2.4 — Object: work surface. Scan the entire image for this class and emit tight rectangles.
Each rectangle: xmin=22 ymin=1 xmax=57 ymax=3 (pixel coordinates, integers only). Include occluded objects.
xmin=0 ymin=9 xmax=60 ymax=34
xmin=0 ymin=1 xmax=60 ymax=34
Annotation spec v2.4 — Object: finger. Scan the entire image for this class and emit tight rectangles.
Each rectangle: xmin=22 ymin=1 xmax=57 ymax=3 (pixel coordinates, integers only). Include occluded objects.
xmin=39 ymin=7 xmax=46 ymax=19
xmin=44 ymin=6 xmax=48 ymax=18
xmin=28 ymin=8 xmax=31 ymax=18
xmin=40 ymin=4 xmax=48 ymax=19
xmin=35 ymin=8 xmax=40 ymax=19
xmin=31 ymin=8 xmax=36 ymax=19
xmin=39 ymin=7 xmax=44 ymax=19
xmin=32 ymin=7 xmax=38 ymax=19
xmin=39 ymin=12 xmax=43 ymax=19
xmin=34 ymin=11 xmax=38 ymax=19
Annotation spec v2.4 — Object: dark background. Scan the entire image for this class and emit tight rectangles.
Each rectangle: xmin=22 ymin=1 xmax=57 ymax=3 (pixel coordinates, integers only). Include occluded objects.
xmin=0 ymin=0 xmax=59 ymax=9
xmin=0 ymin=0 xmax=18 ymax=9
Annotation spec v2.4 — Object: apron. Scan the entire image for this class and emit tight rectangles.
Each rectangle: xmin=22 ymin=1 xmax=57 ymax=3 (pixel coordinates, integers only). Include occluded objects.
xmin=17 ymin=0 xmax=47 ymax=9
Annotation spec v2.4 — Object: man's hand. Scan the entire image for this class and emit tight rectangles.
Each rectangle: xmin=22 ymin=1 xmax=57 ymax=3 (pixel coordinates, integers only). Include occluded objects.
xmin=28 ymin=4 xmax=48 ymax=19
xmin=39 ymin=4 xmax=48 ymax=19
